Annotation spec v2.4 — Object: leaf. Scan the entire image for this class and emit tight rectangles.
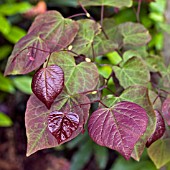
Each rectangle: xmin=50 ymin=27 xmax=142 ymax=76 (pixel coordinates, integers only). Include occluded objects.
xmin=0 ymin=72 xmax=15 ymax=93
xmin=5 ymin=26 xmax=26 ymax=44
xmin=0 ymin=2 xmax=32 ymax=16
xmin=88 ymin=101 xmax=148 ymax=160
xmin=118 ymin=22 xmax=151 ymax=46
xmin=28 ymin=10 xmax=79 ymax=51
xmin=4 ymin=11 xmax=79 ymax=76
xmin=12 ymin=76 xmax=32 ymax=94
xmin=162 ymin=98 xmax=170 ymax=126
xmin=113 ymin=57 xmax=150 ymax=88
xmin=25 ymin=92 xmax=90 ymax=156
xmin=0 ymin=112 xmax=13 ymax=127
xmin=0 ymin=15 xmax=11 ymax=35
xmin=79 ymin=0 xmax=133 ymax=8
xmin=148 ymin=139 xmax=170 ymax=169
xmin=120 ymin=86 xmax=156 ymax=160
xmin=48 ymin=111 xmax=79 ymax=144
xmin=0 ymin=45 xmax=12 ymax=61
xmin=94 ymin=145 xmax=109 ymax=169
xmin=49 ymin=51 xmax=99 ymax=95
xmin=146 ymin=110 xmax=165 ymax=147
xmin=4 ymin=31 xmax=50 ymax=76
xmin=70 ymin=139 xmax=93 ymax=170
xmin=32 ymin=65 xmax=64 ymax=109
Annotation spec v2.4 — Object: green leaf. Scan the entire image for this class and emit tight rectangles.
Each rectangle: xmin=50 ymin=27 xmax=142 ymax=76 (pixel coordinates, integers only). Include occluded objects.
xmin=0 ymin=72 xmax=15 ymax=93
xmin=110 ymin=156 xmax=157 ymax=170
xmin=98 ymin=65 xmax=112 ymax=78
xmin=49 ymin=51 xmax=99 ymax=95
xmin=94 ymin=145 xmax=109 ymax=169
xmin=12 ymin=76 xmax=32 ymax=94
xmin=79 ymin=0 xmax=133 ymax=8
xmin=5 ymin=26 xmax=26 ymax=44
xmin=0 ymin=45 xmax=12 ymax=61
xmin=113 ymin=57 xmax=150 ymax=88
xmin=120 ymin=86 xmax=156 ymax=161
xmin=148 ymin=139 xmax=170 ymax=169
xmin=0 ymin=112 xmax=13 ymax=127
xmin=106 ymin=51 xmax=122 ymax=65
xmin=119 ymin=22 xmax=151 ymax=46
xmin=0 ymin=15 xmax=11 ymax=35
xmin=71 ymin=139 xmax=93 ymax=170
xmin=0 ymin=2 xmax=32 ymax=16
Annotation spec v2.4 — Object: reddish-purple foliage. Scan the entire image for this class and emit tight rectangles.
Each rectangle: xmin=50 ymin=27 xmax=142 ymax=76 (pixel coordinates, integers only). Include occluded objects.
xmin=162 ymin=98 xmax=170 ymax=126
xmin=32 ymin=65 xmax=64 ymax=109
xmin=146 ymin=110 xmax=165 ymax=147
xmin=88 ymin=101 xmax=148 ymax=160
xmin=48 ymin=111 xmax=79 ymax=144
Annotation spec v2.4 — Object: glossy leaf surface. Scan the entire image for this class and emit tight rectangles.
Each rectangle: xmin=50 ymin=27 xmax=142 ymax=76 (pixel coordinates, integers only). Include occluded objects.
xmin=4 ymin=11 xmax=79 ymax=76
xmin=32 ymin=65 xmax=64 ymax=109
xmin=49 ymin=51 xmax=99 ymax=95
xmin=148 ymin=139 xmax=170 ymax=169
xmin=113 ymin=57 xmax=150 ymax=88
xmin=48 ymin=111 xmax=79 ymax=144
xmin=120 ymin=86 xmax=156 ymax=160
xmin=79 ymin=0 xmax=133 ymax=8
xmin=162 ymin=98 xmax=170 ymax=125
xmin=88 ymin=101 xmax=148 ymax=160
xmin=146 ymin=110 xmax=165 ymax=147
xmin=25 ymin=92 xmax=90 ymax=156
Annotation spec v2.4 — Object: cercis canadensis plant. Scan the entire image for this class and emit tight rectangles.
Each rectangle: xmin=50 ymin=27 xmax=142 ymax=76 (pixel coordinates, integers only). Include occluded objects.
xmin=4 ymin=0 xmax=170 ymax=168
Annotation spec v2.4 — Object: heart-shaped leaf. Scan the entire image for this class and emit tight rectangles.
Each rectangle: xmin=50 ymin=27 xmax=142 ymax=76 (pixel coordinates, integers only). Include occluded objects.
xmin=71 ymin=19 xmax=117 ymax=58
xmin=25 ymin=92 xmax=90 ymax=156
xmin=4 ymin=11 xmax=79 ymax=76
xmin=88 ymin=101 xmax=148 ymax=160
xmin=48 ymin=51 xmax=99 ymax=95
xmin=162 ymin=98 xmax=170 ymax=125
xmin=32 ymin=65 xmax=64 ymax=109
xmin=148 ymin=139 xmax=170 ymax=169
xmin=113 ymin=57 xmax=150 ymax=88
xmin=48 ymin=111 xmax=79 ymax=144
xmin=146 ymin=110 xmax=165 ymax=147
xmin=79 ymin=0 xmax=133 ymax=8
xmin=120 ymin=86 xmax=156 ymax=160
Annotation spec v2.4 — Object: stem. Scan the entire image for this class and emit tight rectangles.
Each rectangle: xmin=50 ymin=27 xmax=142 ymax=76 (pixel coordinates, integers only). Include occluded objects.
xmin=153 ymin=94 xmax=159 ymax=105
xmin=67 ymin=13 xmax=87 ymax=19
xmin=60 ymin=49 xmax=79 ymax=56
xmin=136 ymin=0 xmax=142 ymax=22
xmin=45 ymin=53 xmax=52 ymax=68
xmin=100 ymin=5 xmax=104 ymax=26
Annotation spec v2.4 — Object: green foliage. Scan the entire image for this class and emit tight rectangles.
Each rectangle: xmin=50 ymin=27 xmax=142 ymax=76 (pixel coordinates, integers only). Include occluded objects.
xmin=0 ymin=112 xmax=13 ymax=127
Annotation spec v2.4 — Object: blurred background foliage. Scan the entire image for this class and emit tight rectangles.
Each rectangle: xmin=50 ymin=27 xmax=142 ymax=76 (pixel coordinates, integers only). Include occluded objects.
xmin=0 ymin=0 xmax=170 ymax=170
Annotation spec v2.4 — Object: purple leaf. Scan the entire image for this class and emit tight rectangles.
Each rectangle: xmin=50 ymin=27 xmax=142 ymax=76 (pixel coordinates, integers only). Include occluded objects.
xmin=4 ymin=32 xmax=49 ymax=76
xmin=25 ymin=92 xmax=90 ymax=156
xmin=48 ymin=111 xmax=79 ymax=144
xmin=146 ymin=110 xmax=165 ymax=147
xmin=32 ymin=65 xmax=64 ymax=109
xmin=162 ymin=98 xmax=170 ymax=125
xmin=88 ymin=101 xmax=148 ymax=160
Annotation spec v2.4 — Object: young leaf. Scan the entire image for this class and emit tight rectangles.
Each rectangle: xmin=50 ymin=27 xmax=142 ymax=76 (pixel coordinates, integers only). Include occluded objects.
xmin=148 ymin=139 xmax=170 ymax=169
xmin=146 ymin=110 xmax=165 ymax=147
xmin=25 ymin=92 xmax=90 ymax=156
xmin=120 ymin=86 xmax=156 ymax=160
xmin=0 ymin=112 xmax=13 ymax=127
xmin=162 ymin=98 xmax=170 ymax=125
xmin=48 ymin=111 xmax=79 ymax=144
xmin=48 ymin=51 xmax=99 ymax=95
xmin=4 ymin=11 xmax=79 ymax=76
xmin=32 ymin=65 xmax=64 ymax=109
xmin=88 ymin=101 xmax=148 ymax=160
xmin=113 ymin=57 xmax=150 ymax=88
xmin=79 ymin=0 xmax=133 ymax=8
